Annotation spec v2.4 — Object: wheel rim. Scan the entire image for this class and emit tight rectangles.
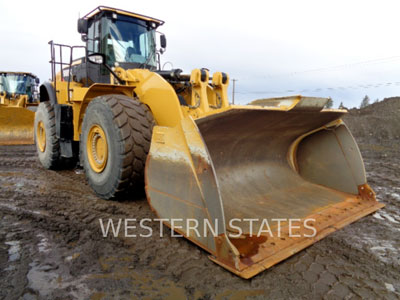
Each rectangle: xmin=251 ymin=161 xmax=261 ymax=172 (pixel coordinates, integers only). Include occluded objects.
xmin=37 ymin=121 xmax=46 ymax=152
xmin=87 ymin=124 xmax=108 ymax=173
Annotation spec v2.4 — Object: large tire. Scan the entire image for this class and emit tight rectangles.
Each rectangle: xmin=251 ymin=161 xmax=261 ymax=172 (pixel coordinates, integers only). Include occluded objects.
xmin=80 ymin=94 xmax=154 ymax=199
xmin=34 ymin=102 xmax=61 ymax=169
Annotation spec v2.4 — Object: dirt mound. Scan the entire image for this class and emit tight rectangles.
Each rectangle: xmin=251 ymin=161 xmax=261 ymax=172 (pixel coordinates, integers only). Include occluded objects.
xmin=343 ymin=97 xmax=400 ymax=147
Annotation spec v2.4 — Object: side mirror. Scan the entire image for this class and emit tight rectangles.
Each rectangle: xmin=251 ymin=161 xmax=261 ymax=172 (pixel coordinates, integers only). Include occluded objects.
xmin=87 ymin=53 xmax=105 ymax=65
xmin=160 ymin=34 xmax=167 ymax=49
xmin=77 ymin=18 xmax=88 ymax=34
xmin=35 ymin=77 xmax=40 ymax=84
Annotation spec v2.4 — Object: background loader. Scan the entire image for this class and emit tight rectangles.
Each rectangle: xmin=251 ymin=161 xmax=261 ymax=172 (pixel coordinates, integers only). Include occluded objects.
xmin=0 ymin=72 xmax=40 ymax=144
xmin=35 ymin=6 xmax=383 ymax=278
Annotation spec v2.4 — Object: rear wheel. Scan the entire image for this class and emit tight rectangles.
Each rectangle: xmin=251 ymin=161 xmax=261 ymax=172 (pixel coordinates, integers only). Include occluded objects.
xmin=80 ymin=94 xmax=154 ymax=199
xmin=34 ymin=102 xmax=61 ymax=169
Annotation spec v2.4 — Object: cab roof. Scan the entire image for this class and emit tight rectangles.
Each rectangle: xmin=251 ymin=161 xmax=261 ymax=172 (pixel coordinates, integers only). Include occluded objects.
xmin=0 ymin=72 xmax=37 ymax=78
xmin=83 ymin=6 xmax=164 ymax=26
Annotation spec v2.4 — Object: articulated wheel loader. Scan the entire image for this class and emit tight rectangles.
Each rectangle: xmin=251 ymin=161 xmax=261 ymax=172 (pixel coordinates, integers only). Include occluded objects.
xmin=35 ymin=6 xmax=384 ymax=278
xmin=0 ymin=72 xmax=40 ymax=144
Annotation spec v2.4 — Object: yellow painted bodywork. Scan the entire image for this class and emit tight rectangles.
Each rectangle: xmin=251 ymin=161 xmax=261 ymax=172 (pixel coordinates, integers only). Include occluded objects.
xmin=52 ymin=65 xmax=383 ymax=279
xmin=86 ymin=124 xmax=108 ymax=173
xmin=0 ymin=94 xmax=29 ymax=107
xmin=53 ymin=68 xmax=230 ymax=141
xmin=36 ymin=120 xmax=46 ymax=152
xmin=0 ymin=106 xmax=35 ymax=145
xmin=84 ymin=6 xmax=164 ymax=25
xmin=0 ymin=72 xmax=38 ymax=145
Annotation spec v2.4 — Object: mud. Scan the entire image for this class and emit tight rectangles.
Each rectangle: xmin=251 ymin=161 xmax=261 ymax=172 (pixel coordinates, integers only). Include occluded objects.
xmin=0 ymin=98 xmax=399 ymax=299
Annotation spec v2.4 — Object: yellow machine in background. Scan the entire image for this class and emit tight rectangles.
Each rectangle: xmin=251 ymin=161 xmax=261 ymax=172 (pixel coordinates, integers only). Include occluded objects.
xmin=0 ymin=72 xmax=40 ymax=144
xmin=35 ymin=6 xmax=383 ymax=278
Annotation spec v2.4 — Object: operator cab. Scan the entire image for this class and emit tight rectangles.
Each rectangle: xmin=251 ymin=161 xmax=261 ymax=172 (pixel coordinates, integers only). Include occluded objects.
xmin=0 ymin=72 xmax=40 ymax=103
xmin=73 ymin=6 xmax=165 ymax=85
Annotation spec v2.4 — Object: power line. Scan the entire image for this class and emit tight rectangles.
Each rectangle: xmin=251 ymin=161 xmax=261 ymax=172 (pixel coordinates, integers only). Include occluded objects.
xmin=256 ymin=55 xmax=400 ymax=79
xmin=235 ymin=80 xmax=400 ymax=95
xmin=289 ymin=56 xmax=400 ymax=76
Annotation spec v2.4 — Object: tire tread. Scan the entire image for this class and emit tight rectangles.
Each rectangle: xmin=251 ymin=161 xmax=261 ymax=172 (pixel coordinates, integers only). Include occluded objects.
xmin=82 ymin=94 xmax=154 ymax=199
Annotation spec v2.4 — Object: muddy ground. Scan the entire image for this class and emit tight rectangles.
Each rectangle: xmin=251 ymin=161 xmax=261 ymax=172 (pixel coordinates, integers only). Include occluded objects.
xmin=0 ymin=98 xmax=399 ymax=299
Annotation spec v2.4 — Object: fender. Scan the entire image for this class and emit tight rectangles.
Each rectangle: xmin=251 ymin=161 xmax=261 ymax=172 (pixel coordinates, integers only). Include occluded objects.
xmin=39 ymin=82 xmax=76 ymax=158
xmin=125 ymin=69 xmax=184 ymax=127
xmin=39 ymin=82 xmax=57 ymax=105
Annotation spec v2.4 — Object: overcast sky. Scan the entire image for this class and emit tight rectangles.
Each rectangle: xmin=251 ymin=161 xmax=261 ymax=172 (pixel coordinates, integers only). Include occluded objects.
xmin=1 ymin=0 xmax=400 ymax=107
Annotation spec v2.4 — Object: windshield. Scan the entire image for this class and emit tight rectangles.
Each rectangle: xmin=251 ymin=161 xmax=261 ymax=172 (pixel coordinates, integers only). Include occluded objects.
xmin=0 ymin=74 xmax=33 ymax=95
xmin=103 ymin=17 xmax=156 ymax=68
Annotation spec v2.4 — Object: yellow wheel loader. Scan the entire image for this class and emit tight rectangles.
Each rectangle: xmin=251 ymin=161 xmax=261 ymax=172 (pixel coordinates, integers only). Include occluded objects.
xmin=35 ymin=6 xmax=383 ymax=278
xmin=0 ymin=72 xmax=40 ymax=144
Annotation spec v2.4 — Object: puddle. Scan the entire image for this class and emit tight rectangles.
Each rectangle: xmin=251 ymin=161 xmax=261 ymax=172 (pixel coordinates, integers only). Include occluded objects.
xmin=65 ymin=253 xmax=80 ymax=262
xmin=37 ymin=233 xmax=51 ymax=253
xmin=373 ymin=213 xmax=385 ymax=221
xmin=27 ymin=261 xmax=60 ymax=297
xmin=369 ymin=241 xmax=399 ymax=264
xmin=4 ymin=265 xmax=16 ymax=271
xmin=357 ymin=232 xmax=400 ymax=265
xmin=5 ymin=240 xmax=21 ymax=262
xmin=391 ymin=193 xmax=400 ymax=201
xmin=27 ymin=260 xmax=91 ymax=298
xmin=385 ymin=283 xmax=396 ymax=293
xmin=0 ymin=203 xmax=49 ymax=217
xmin=374 ymin=212 xmax=400 ymax=224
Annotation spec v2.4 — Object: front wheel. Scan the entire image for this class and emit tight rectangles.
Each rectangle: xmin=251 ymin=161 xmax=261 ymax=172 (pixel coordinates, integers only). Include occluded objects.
xmin=34 ymin=102 xmax=61 ymax=169
xmin=80 ymin=94 xmax=154 ymax=199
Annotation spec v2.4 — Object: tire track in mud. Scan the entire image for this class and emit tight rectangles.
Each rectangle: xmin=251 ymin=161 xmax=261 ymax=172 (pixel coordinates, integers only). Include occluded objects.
xmin=0 ymin=145 xmax=399 ymax=299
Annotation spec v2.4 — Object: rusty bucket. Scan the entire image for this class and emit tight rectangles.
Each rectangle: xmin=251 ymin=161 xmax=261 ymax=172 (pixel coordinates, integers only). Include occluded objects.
xmin=145 ymin=98 xmax=383 ymax=278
